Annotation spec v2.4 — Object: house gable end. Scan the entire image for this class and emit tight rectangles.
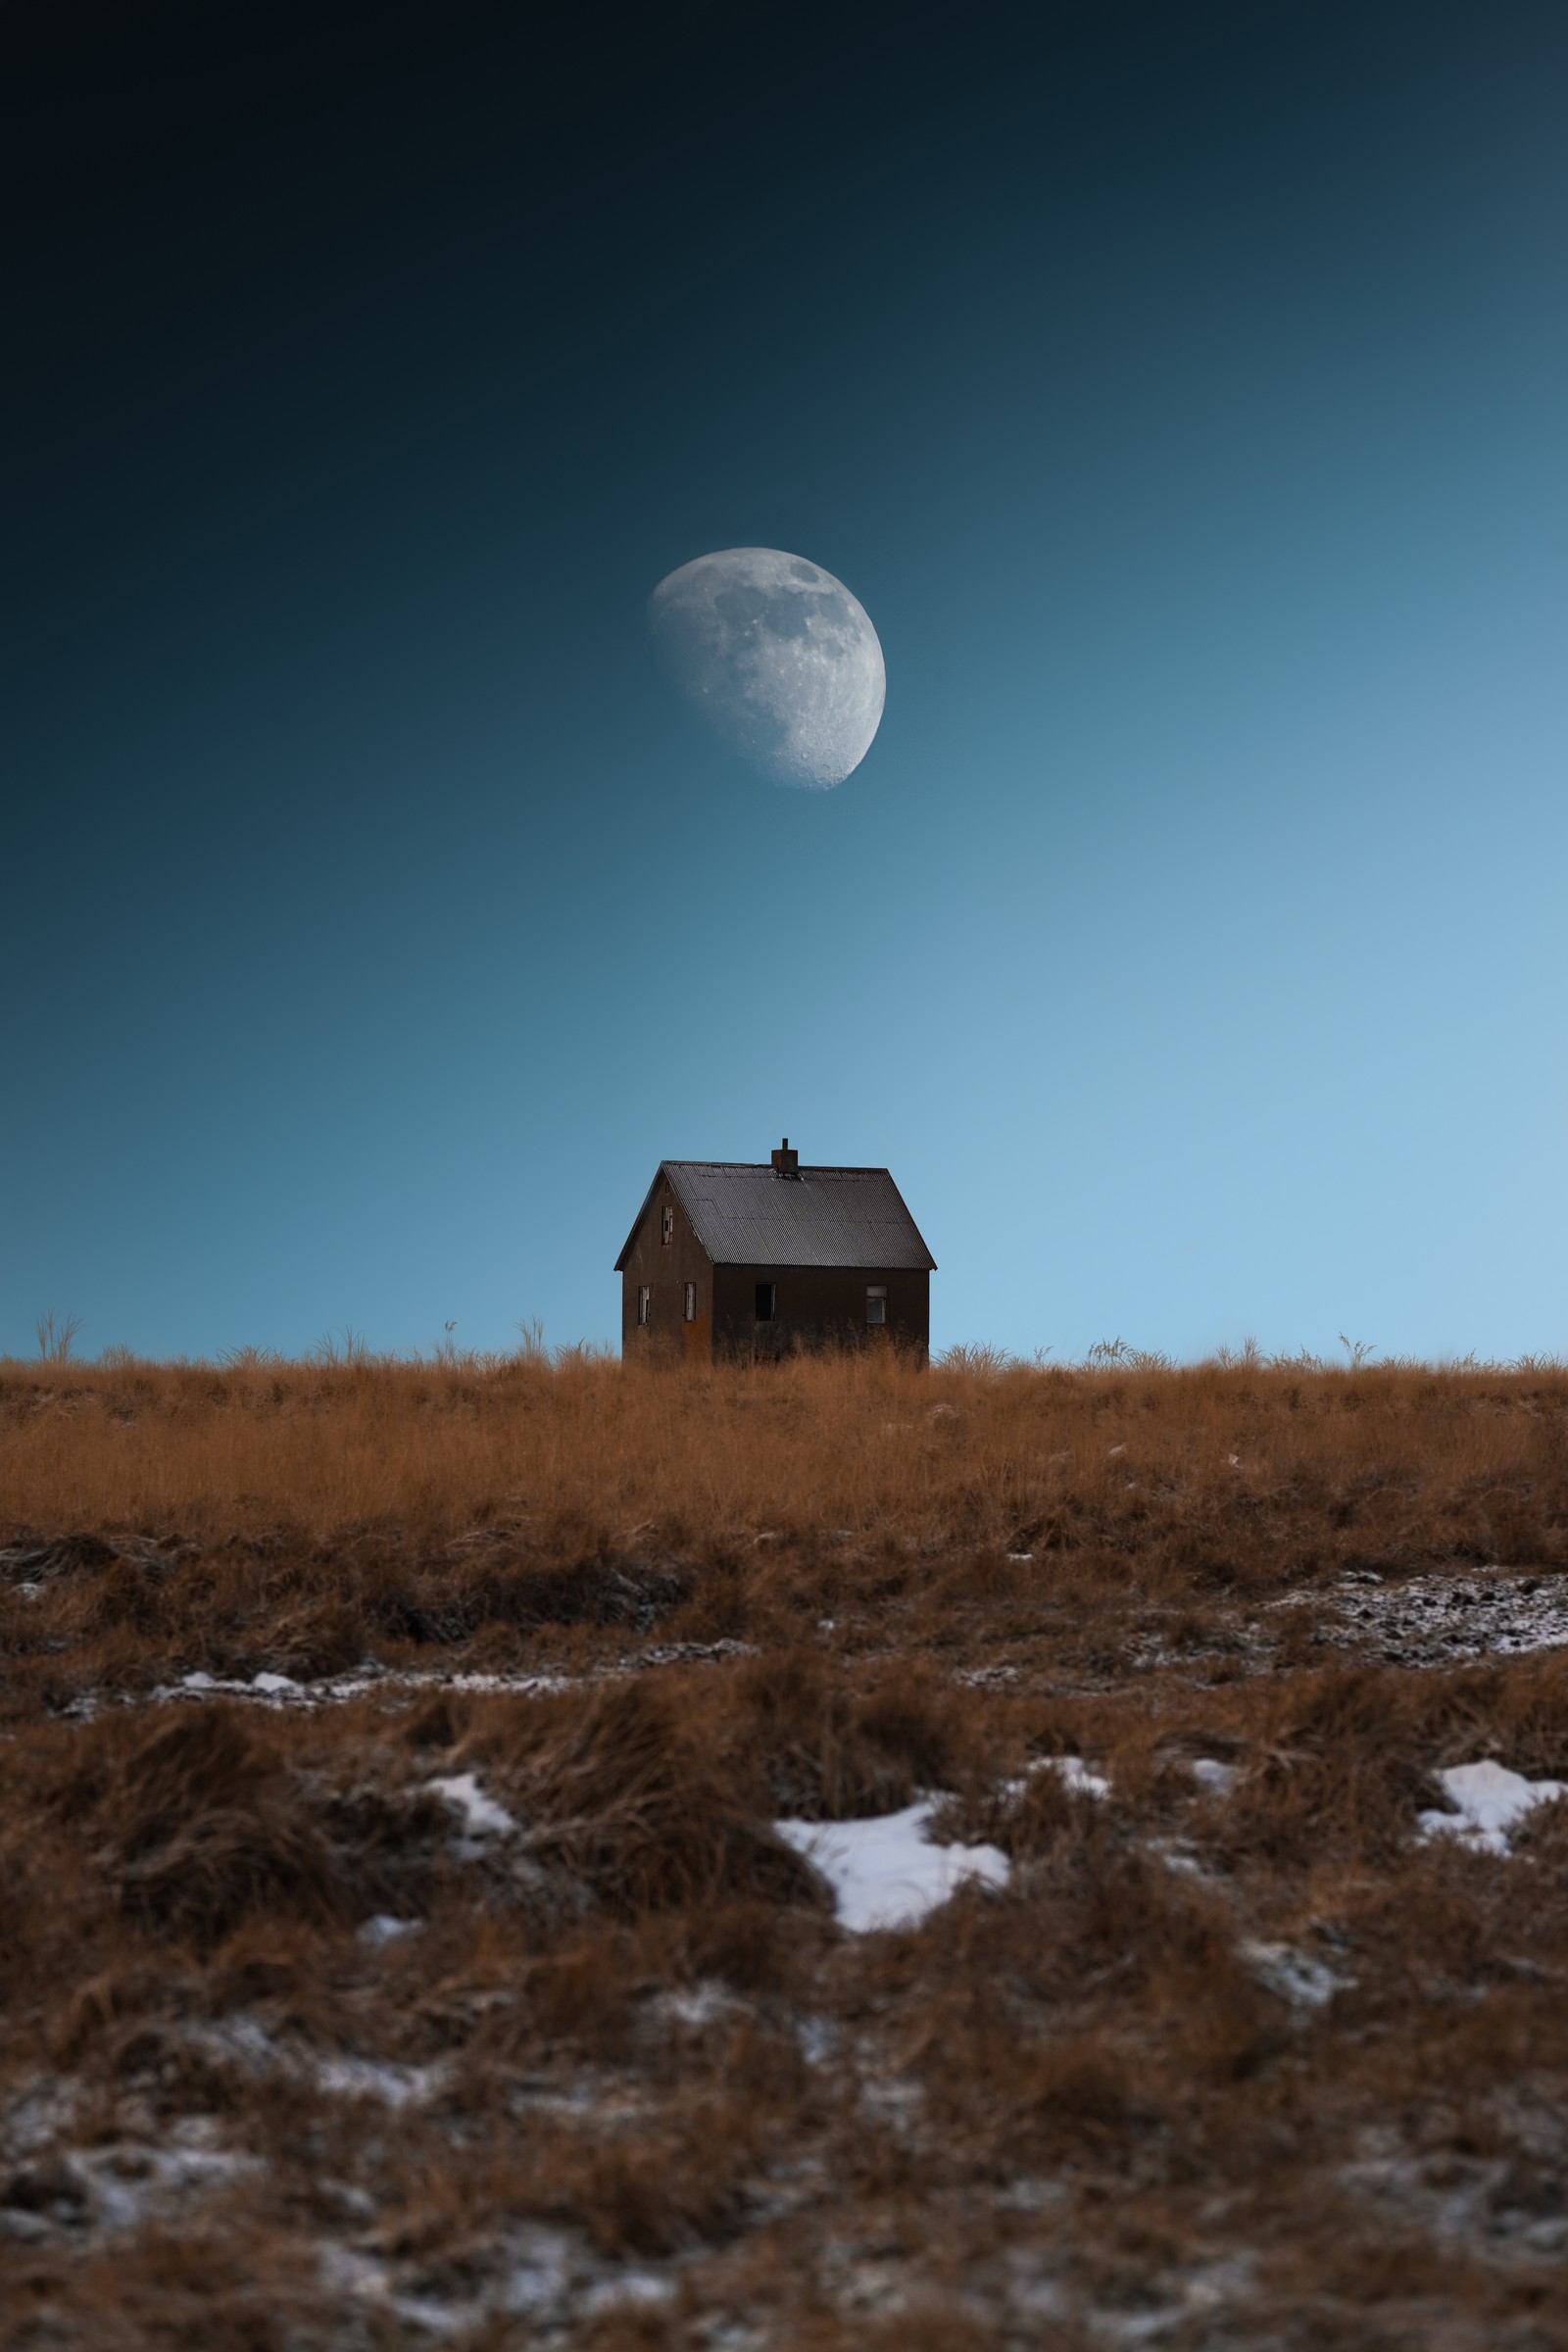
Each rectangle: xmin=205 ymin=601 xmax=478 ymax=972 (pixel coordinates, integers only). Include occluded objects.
xmin=613 ymin=1164 xmax=715 ymax=1272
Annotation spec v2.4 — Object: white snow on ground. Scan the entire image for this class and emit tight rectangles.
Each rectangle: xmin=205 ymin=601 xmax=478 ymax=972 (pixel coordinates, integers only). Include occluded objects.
xmin=77 ymin=2142 xmax=261 ymax=2236
xmin=1296 ymin=1570 xmax=1568 ymax=1666
xmin=321 ymin=2220 xmax=670 ymax=2337
xmin=797 ymin=2016 xmax=838 ymax=2067
xmin=0 ymin=2105 xmax=264 ymax=2245
xmin=358 ymin=1914 xmax=421 ymax=1947
xmin=774 ymin=1800 xmax=1009 ymax=1933
xmin=313 ymin=2056 xmax=444 ymax=2107
xmin=1000 ymin=1756 xmax=1111 ymax=1804
xmin=580 ymin=2271 xmax=675 ymax=2317
xmin=167 ymin=1665 xmax=573 ymax=1708
xmin=145 ymin=1645 xmax=753 ymax=1715
xmin=657 ymin=1983 xmax=740 ymax=2032
xmin=1189 ymin=1758 xmax=1237 ymax=1793
xmin=428 ymin=1773 xmax=516 ymax=1844
xmin=496 ymin=2228 xmax=576 ymax=2316
xmin=1239 ymin=1940 xmax=1350 ymax=2012
xmin=1418 ymin=1760 xmax=1567 ymax=1855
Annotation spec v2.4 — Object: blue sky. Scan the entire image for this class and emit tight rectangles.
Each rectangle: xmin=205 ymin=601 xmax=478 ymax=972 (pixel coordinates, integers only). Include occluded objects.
xmin=8 ymin=0 xmax=1566 ymax=1362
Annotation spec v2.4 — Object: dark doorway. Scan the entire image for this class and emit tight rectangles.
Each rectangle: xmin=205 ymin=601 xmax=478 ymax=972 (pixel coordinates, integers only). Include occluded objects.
xmin=755 ymin=1282 xmax=776 ymax=1322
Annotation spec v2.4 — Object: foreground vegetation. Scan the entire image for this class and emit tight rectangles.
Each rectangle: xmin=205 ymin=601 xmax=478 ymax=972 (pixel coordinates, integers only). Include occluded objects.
xmin=2 ymin=1349 xmax=1567 ymax=2347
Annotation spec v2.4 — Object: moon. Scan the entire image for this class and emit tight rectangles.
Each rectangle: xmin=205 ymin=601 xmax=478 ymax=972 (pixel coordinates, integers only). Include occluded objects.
xmin=647 ymin=548 xmax=885 ymax=790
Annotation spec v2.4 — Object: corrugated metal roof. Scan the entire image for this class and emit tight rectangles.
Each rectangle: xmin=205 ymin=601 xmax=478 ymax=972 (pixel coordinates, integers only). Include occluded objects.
xmin=615 ymin=1162 xmax=936 ymax=1271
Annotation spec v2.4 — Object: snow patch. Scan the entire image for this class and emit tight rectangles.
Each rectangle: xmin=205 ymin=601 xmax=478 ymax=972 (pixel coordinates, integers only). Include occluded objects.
xmin=657 ymin=1982 xmax=736 ymax=2032
xmin=322 ymin=2218 xmax=663 ymax=2337
xmin=796 ymin=2016 xmax=837 ymax=2067
xmin=314 ymin=2056 xmax=443 ymax=2107
xmin=166 ymin=1664 xmax=572 ymax=1709
xmin=1239 ymin=1939 xmax=1348 ymax=2012
xmin=774 ymin=1800 xmax=1008 ymax=1933
xmin=998 ymin=1755 xmax=1110 ymax=1806
xmin=498 ymin=2229 xmax=577 ymax=2314
xmin=1418 ymin=1760 xmax=1567 ymax=1855
xmin=428 ymin=1773 xmax=517 ymax=1846
xmin=1313 ymin=1570 xmax=1568 ymax=1667
xmin=581 ymin=2271 xmax=675 ymax=2316
xmin=358 ymin=1914 xmax=421 ymax=1948
xmin=5 ymin=2125 xmax=264 ymax=2240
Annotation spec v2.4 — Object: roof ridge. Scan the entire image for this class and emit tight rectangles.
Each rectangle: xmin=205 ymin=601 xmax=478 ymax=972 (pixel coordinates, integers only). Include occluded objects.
xmin=663 ymin=1159 xmax=893 ymax=1174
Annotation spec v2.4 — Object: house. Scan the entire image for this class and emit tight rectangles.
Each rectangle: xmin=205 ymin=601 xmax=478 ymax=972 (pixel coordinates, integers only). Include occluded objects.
xmin=614 ymin=1140 xmax=936 ymax=1361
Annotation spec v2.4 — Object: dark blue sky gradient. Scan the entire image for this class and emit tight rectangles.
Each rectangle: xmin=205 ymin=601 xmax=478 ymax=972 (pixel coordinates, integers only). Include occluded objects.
xmin=9 ymin=0 xmax=1566 ymax=1359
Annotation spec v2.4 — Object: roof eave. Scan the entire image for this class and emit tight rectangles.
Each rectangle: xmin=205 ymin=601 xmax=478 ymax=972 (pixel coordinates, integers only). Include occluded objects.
xmin=878 ymin=1167 xmax=937 ymax=1270
xmin=703 ymin=1255 xmax=938 ymax=1271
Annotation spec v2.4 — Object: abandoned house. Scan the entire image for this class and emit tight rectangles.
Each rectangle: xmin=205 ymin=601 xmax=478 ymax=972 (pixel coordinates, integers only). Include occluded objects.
xmin=615 ymin=1140 xmax=936 ymax=1360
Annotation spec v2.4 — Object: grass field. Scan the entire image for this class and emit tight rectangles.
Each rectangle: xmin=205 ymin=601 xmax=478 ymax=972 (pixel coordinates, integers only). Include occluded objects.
xmin=3 ymin=1347 xmax=1567 ymax=2348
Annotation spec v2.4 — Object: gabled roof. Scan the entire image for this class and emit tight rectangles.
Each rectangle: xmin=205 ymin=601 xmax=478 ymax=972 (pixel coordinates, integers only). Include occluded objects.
xmin=614 ymin=1161 xmax=936 ymax=1272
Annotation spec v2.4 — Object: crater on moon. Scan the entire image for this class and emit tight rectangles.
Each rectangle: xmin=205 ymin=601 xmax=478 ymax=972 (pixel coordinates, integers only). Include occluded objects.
xmin=647 ymin=547 xmax=885 ymax=790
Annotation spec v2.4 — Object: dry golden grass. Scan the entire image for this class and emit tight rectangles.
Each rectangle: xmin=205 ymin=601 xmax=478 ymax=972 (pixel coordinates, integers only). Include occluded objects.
xmin=3 ymin=1351 xmax=1568 ymax=2347
xmin=4 ymin=1344 xmax=1565 ymax=1554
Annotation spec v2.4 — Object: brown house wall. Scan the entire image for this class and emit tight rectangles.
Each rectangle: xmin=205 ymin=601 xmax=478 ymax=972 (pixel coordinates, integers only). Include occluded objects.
xmin=710 ymin=1264 xmax=929 ymax=1363
xmin=619 ymin=1174 xmax=713 ymax=1359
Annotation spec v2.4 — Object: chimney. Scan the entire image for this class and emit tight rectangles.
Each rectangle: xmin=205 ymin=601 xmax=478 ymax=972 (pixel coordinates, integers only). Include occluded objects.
xmin=770 ymin=1137 xmax=799 ymax=1176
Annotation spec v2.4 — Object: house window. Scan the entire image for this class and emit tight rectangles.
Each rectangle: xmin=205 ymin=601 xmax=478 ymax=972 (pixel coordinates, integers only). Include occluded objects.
xmin=755 ymin=1282 xmax=776 ymax=1322
xmin=683 ymin=1281 xmax=696 ymax=1322
xmin=866 ymin=1285 xmax=888 ymax=1327
xmin=637 ymin=1286 xmax=651 ymax=1326
xmin=662 ymin=1205 xmax=673 ymax=1245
